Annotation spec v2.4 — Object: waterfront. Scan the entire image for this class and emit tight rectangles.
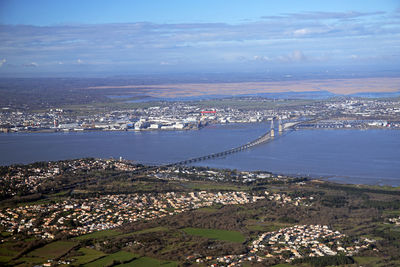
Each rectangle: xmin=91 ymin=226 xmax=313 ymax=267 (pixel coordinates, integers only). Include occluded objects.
xmin=1 ymin=124 xmax=399 ymax=186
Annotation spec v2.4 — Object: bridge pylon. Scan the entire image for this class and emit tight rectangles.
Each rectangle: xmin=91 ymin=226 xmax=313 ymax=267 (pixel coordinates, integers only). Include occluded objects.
xmin=278 ymin=117 xmax=283 ymax=134
xmin=270 ymin=118 xmax=275 ymax=137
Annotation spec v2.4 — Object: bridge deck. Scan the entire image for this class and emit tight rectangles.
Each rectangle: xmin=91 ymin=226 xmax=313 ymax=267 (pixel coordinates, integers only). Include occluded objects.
xmin=132 ymin=119 xmax=318 ymax=174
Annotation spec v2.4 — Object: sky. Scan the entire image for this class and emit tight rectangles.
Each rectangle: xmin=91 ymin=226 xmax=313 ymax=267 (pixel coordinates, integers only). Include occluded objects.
xmin=0 ymin=0 xmax=399 ymax=77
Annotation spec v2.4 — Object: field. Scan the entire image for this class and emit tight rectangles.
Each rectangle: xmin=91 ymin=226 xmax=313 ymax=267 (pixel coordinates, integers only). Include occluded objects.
xmin=245 ymin=219 xmax=293 ymax=232
xmin=183 ymin=227 xmax=245 ymax=243
xmin=0 ymin=243 xmax=19 ymax=258
xmin=0 ymin=255 xmax=12 ymax=263
xmin=127 ymin=226 xmax=168 ymax=235
xmin=72 ymin=248 xmax=106 ymax=265
xmin=353 ymin=256 xmax=381 ymax=265
xmin=84 ymin=251 xmax=138 ymax=267
xmin=28 ymin=241 xmax=77 ymax=259
xmin=2 ymin=161 xmax=400 ymax=266
xmin=116 ymin=256 xmax=178 ymax=267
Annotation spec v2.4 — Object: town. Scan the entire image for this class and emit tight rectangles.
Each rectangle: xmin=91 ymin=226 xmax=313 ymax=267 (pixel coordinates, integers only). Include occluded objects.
xmin=0 ymin=158 xmax=400 ymax=266
xmin=1 ymin=97 xmax=400 ymax=133
xmin=0 ymin=191 xmax=263 ymax=239
xmin=0 ymin=157 xmax=304 ymax=200
xmin=193 ymin=224 xmax=376 ymax=266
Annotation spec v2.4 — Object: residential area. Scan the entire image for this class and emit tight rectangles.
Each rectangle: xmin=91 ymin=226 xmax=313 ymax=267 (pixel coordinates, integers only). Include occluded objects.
xmin=194 ymin=225 xmax=376 ymax=266
xmin=0 ymin=191 xmax=263 ymax=240
xmin=1 ymin=97 xmax=400 ymax=133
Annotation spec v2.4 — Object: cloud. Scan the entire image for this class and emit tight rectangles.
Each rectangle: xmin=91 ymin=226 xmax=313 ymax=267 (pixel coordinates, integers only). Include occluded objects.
xmin=292 ymin=27 xmax=334 ymax=37
xmin=0 ymin=9 xmax=398 ymax=73
xmin=293 ymin=28 xmax=312 ymax=36
xmin=22 ymin=62 xmax=38 ymax=67
xmin=253 ymin=55 xmax=271 ymax=62
xmin=278 ymin=50 xmax=307 ymax=63
xmin=160 ymin=61 xmax=172 ymax=65
xmin=262 ymin=11 xmax=385 ymax=21
xmin=0 ymin=59 xmax=6 ymax=67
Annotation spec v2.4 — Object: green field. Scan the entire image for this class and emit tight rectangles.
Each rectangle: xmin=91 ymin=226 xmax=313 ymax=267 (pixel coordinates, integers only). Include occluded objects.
xmin=72 ymin=247 xmax=106 ymax=265
xmin=28 ymin=241 xmax=77 ymax=259
xmin=354 ymin=256 xmax=381 ymax=265
xmin=127 ymin=226 xmax=168 ymax=235
xmin=15 ymin=256 xmax=47 ymax=265
xmin=383 ymin=210 xmax=400 ymax=216
xmin=245 ymin=220 xmax=293 ymax=232
xmin=74 ymin=229 xmax=122 ymax=240
xmin=196 ymin=207 xmax=219 ymax=213
xmin=0 ymin=232 xmax=11 ymax=237
xmin=0 ymin=255 xmax=12 ymax=263
xmin=0 ymin=244 xmax=19 ymax=257
xmin=183 ymin=227 xmax=245 ymax=243
xmin=84 ymin=251 xmax=138 ymax=267
xmin=115 ymin=256 xmax=178 ymax=267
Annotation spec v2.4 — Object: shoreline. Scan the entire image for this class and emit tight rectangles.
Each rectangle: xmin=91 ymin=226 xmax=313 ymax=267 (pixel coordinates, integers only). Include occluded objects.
xmin=1 ymin=122 xmax=398 ymax=134
xmin=1 ymin=156 xmax=399 ymax=188
xmin=1 ymin=126 xmax=398 ymax=187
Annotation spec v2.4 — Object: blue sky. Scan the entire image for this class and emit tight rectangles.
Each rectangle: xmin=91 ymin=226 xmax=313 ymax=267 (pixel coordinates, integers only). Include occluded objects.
xmin=0 ymin=0 xmax=399 ymax=76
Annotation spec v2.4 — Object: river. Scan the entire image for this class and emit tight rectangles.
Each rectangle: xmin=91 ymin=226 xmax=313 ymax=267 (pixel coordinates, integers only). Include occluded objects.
xmin=1 ymin=123 xmax=399 ymax=186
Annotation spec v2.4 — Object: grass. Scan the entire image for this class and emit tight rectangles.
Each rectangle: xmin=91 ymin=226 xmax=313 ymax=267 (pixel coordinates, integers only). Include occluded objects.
xmin=354 ymin=256 xmax=381 ymax=265
xmin=0 ymin=255 xmax=12 ymax=263
xmin=14 ymin=257 xmax=46 ymax=266
xmin=74 ymin=229 xmax=122 ymax=240
xmin=0 ymin=232 xmax=11 ymax=237
xmin=196 ymin=207 xmax=219 ymax=213
xmin=246 ymin=225 xmax=265 ymax=231
xmin=84 ymin=251 xmax=139 ymax=267
xmin=383 ymin=210 xmax=400 ymax=215
xmin=115 ymin=256 xmax=178 ymax=267
xmin=73 ymin=247 xmax=106 ymax=265
xmin=183 ymin=227 xmax=245 ymax=243
xmin=0 ymin=244 xmax=19 ymax=256
xmin=160 ymin=241 xmax=197 ymax=254
xmin=128 ymin=226 xmax=168 ymax=235
xmin=109 ymin=227 xmax=168 ymax=239
xmin=28 ymin=241 xmax=77 ymax=259
xmin=75 ymin=227 xmax=167 ymax=241
xmin=245 ymin=220 xmax=292 ymax=232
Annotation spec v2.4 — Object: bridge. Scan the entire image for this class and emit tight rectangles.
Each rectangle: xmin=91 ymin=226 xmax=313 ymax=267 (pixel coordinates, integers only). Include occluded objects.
xmin=167 ymin=118 xmax=311 ymax=167
xmin=132 ymin=117 xmax=312 ymax=174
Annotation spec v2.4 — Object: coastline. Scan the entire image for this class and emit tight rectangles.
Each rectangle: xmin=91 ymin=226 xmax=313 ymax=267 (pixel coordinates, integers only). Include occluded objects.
xmin=1 ymin=126 xmax=399 ymax=187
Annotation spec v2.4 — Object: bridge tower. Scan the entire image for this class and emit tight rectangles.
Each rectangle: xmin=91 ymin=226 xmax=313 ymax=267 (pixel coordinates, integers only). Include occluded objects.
xmin=278 ymin=117 xmax=283 ymax=133
xmin=270 ymin=118 xmax=275 ymax=137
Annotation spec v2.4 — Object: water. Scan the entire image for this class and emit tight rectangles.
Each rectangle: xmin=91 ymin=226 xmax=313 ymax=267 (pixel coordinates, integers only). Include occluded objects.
xmin=0 ymin=124 xmax=399 ymax=186
xmin=196 ymin=128 xmax=400 ymax=186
